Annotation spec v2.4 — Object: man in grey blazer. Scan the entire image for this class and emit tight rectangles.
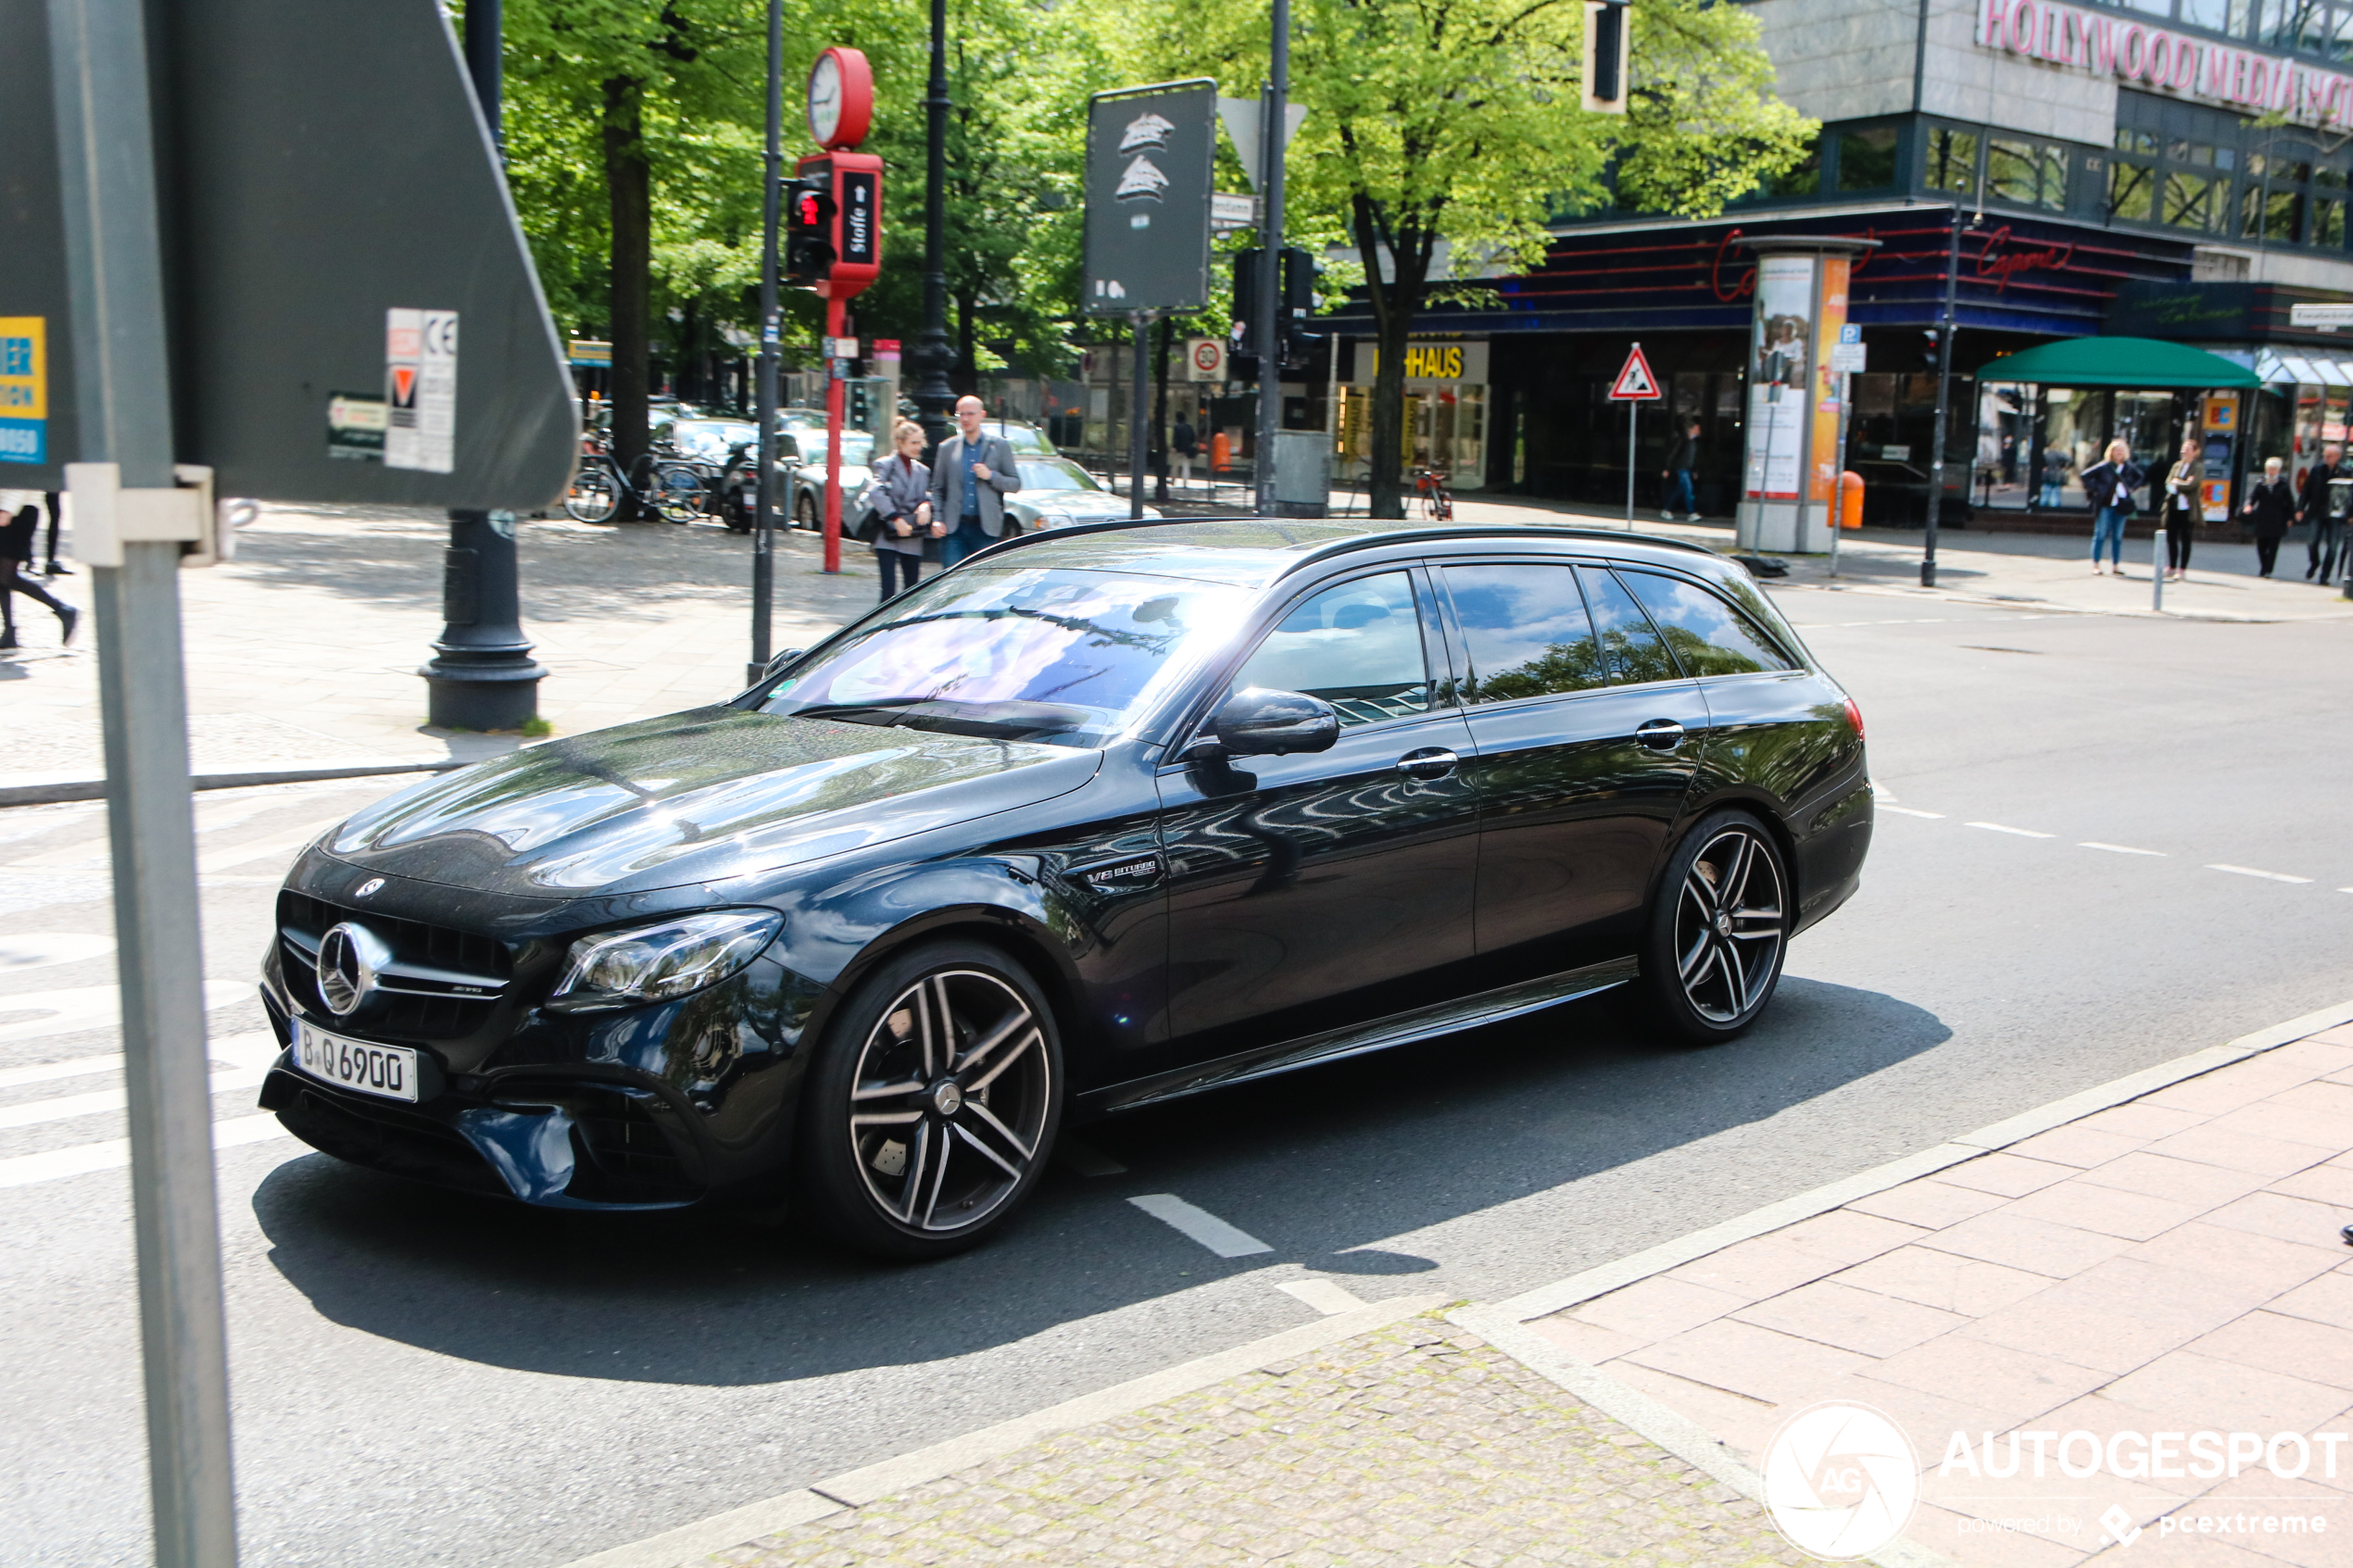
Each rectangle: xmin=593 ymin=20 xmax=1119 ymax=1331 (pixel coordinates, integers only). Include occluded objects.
xmin=928 ymin=395 xmax=1022 ymax=567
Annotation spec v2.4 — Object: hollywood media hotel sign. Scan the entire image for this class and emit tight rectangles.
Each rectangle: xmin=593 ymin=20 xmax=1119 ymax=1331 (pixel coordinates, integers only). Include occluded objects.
xmin=1978 ymin=0 xmax=2353 ymax=123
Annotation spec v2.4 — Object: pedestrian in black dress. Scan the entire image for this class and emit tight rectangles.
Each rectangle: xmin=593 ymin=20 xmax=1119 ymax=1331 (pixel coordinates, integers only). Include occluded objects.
xmin=0 ymin=495 xmax=76 ymax=649
xmin=2242 ymin=457 xmax=2295 ymax=578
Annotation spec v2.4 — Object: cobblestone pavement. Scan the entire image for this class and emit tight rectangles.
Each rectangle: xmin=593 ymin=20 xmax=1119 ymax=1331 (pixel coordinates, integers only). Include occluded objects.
xmin=713 ymin=1316 xmax=1804 ymax=1568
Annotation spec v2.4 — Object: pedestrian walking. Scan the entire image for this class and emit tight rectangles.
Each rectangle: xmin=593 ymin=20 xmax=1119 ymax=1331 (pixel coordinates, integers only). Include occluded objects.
xmin=0 ymin=493 xmax=77 ymax=650
xmin=2299 ymin=442 xmax=2351 ymax=582
xmin=2242 ymin=456 xmax=2294 ymax=578
xmin=1172 ymin=412 xmax=1201 ymax=490
xmin=39 ymin=491 xmax=69 ymax=577
xmin=1660 ymin=419 xmax=1701 ymax=521
xmin=2079 ymin=439 xmax=2142 ymax=574
xmin=928 ymin=394 xmax=1022 ymax=569
xmin=2161 ymin=435 xmax=2201 ymax=581
xmin=863 ymin=420 xmax=936 ymax=602
xmin=2038 ymin=442 xmax=2070 ymax=507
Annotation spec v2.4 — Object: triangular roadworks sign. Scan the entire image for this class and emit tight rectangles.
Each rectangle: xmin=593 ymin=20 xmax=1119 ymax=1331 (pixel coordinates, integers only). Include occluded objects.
xmin=1608 ymin=343 xmax=1663 ymax=400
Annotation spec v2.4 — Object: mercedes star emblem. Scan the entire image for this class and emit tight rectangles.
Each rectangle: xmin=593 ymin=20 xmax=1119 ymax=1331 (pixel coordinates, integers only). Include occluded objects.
xmin=315 ymin=922 xmax=392 ymax=1016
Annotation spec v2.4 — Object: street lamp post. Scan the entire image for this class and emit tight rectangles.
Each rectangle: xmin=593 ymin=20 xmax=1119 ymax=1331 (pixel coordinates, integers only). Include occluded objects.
xmin=1921 ymin=205 xmax=1969 ymax=589
xmin=912 ymin=0 xmax=955 ymax=451
xmin=422 ymin=0 xmax=547 ymax=732
xmin=749 ymin=0 xmax=783 ymax=685
xmin=1252 ymin=0 xmax=1290 ymax=515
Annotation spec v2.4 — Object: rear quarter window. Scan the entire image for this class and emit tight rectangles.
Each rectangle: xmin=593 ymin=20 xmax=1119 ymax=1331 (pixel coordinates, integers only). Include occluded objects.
xmin=1617 ymin=570 xmax=1795 ymax=677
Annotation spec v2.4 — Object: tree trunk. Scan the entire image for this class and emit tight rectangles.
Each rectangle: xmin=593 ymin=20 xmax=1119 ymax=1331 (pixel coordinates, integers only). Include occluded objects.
xmin=1151 ymin=317 xmax=1173 ymax=502
xmin=1354 ymin=198 xmax=1433 ymax=521
xmin=603 ymin=75 xmax=653 ymax=519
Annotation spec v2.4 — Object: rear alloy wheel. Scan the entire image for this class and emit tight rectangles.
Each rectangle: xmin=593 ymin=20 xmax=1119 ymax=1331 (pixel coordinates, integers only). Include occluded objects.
xmin=1637 ymin=812 xmax=1790 ymax=1044
xmin=798 ymin=941 xmax=1062 ymax=1259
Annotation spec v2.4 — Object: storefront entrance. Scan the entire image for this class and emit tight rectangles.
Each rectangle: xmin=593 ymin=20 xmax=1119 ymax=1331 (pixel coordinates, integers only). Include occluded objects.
xmin=1336 ymin=340 xmax=1491 ymax=490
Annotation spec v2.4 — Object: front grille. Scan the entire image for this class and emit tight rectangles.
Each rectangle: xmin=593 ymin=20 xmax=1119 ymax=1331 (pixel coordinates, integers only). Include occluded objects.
xmin=278 ymin=891 xmax=513 ymax=1041
xmin=276 ymin=1087 xmax=508 ymax=1197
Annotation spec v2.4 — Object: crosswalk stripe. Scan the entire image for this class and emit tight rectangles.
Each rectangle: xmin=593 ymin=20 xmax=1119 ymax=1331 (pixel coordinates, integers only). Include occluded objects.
xmin=0 ymin=979 xmax=253 ymax=1046
xmin=0 ymin=1111 xmax=294 ymax=1189
xmin=0 ymin=1067 xmax=271 ymax=1131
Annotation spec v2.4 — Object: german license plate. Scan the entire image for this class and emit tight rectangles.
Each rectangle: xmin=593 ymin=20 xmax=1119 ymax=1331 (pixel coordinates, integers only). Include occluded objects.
xmin=292 ymin=1022 xmax=419 ymax=1102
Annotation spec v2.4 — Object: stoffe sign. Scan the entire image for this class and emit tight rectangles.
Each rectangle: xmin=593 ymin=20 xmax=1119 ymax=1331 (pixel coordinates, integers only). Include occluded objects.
xmin=1608 ymin=343 xmax=1664 ymax=400
xmin=1084 ymin=81 xmax=1216 ymax=314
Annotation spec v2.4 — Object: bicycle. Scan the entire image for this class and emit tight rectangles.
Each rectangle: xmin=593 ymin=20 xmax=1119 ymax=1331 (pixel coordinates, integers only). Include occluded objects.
xmin=564 ymin=444 xmax=708 ymax=524
xmin=1412 ymin=468 xmax=1453 ymax=523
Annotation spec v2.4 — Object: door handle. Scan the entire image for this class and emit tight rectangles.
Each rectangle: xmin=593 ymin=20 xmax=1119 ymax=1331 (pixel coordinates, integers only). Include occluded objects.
xmin=1396 ymin=747 xmax=1459 ymax=778
xmin=1635 ymin=720 xmax=1687 ymax=751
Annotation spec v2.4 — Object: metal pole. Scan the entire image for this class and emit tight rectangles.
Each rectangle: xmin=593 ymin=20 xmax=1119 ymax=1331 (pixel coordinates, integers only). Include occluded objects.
xmin=1922 ymin=206 xmax=1964 ymax=587
xmin=1626 ymin=399 xmax=1637 ymax=529
xmin=912 ymin=0 xmax=955 ymax=451
xmin=1129 ymin=314 xmax=1152 ymax=519
xmin=1831 ymin=369 xmax=1852 ymax=577
xmin=749 ymin=0 xmax=781 ymax=684
xmin=2152 ymin=515 xmax=2167 ymax=611
xmin=824 ymin=295 xmax=845 ymax=571
xmin=46 ymin=0 xmax=237 ymax=1562
xmin=1253 ymin=0 xmax=1290 ymax=515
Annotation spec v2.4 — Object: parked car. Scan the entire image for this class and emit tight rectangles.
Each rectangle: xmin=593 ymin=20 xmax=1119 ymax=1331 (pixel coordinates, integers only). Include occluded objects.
xmin=983 ymin=420 xmax=1056 ymax=457
xmin=654 ymin=417 xmax=758 ymax=465
xmin=255 ymin=521 xmax=1870 ymax=1259
xmin=1006 ymin=456 xmax=1157 ymax=531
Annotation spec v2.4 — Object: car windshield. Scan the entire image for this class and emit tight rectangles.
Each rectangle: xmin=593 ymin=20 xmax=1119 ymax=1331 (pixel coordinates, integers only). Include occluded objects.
xmin=987 ymin=422 xmax=1052 ymax=454
xmin=1016 ymin=459 xmax=1100 ymax=493
xmin=668 ymin=420 xmax=755 ymax=458
xmin=758 ymin=567 xmax=1244 ymax=746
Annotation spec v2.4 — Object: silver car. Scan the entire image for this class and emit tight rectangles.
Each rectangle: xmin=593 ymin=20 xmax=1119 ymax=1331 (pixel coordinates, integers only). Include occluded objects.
xmin=1005 ymin=456 xmax=1160 ymax=532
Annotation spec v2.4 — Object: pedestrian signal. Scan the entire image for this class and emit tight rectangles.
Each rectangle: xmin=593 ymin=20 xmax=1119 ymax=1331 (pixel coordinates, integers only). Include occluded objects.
xmin=784 ymin=173 xmax=837 ymax=282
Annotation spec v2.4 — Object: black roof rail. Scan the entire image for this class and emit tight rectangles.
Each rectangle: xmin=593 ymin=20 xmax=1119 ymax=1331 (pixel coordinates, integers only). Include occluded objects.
xmin=950 ymin=514 xmax=1729 ymax=572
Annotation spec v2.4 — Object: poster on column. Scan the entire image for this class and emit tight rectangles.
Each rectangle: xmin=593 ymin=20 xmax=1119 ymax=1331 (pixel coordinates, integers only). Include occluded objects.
xmin=1743 ymin=255 xmax=1815 ymax=501
xmin=1810 ymin=257 xmax=1849 ymax=508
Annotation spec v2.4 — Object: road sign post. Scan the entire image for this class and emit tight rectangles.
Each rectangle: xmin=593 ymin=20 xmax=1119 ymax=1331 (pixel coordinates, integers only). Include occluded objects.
xmin=1608 ymin=342 xmax=1664 ymax=529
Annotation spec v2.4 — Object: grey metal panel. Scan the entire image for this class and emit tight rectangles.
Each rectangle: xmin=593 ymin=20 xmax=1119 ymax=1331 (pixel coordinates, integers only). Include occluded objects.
xmin=1083 ymin=82 xmax=1214 ymax=316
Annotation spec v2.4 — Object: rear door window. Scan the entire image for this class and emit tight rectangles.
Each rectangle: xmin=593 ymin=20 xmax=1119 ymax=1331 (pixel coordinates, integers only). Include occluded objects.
xmin=1617 ymin=570 xmax=1795 ymax=677
xmin=1441 ymin=564 xmax=1604 ymax=703
xmin=1575 ymin=567 xmax=1682 ymax=686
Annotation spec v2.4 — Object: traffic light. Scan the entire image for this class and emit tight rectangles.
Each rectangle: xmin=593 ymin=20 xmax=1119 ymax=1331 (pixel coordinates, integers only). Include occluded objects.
xmin=784 ymin=172 xmax=837 ymax=283
xmin=1230 ymin=246 xmax=1263 ymax=383
xmin=1581 ymin=1 xmax=1631 ymax=114
xmin=1279 ymin=245 xmax=1321 ymax=370
xmin=1920 ymin=328 xmax=1942 ymax=367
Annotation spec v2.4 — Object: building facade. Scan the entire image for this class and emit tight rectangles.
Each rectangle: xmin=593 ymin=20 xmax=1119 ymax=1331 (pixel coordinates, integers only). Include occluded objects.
xmin=1325 ymin=0 xmax=2353 ymax=525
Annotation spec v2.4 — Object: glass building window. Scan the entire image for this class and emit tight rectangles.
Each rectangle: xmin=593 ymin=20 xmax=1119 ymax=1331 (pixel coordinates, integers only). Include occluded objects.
xmin=2267 ymin=188 xmax=2306 ymax=241
xmin=1764 ymin=133 xmax=1821 ymax=198
xmin=1925 ymin=129 xmax=1978 ymax=197
xmin=1990 ymin=140 xmax=2069 ymax=210
xmin=2109 ymin=159 xmax=2158 ymax=222
xmin=2163 ymin=171 xmax=2232 ymax=232
xmin=2179 ymin=0 xmax=2229 ymax=27
xmin=2116 ymin=129 xmax=2159 ymax=157
xmin=2315 ymin=197 xmax=2347 ymax=245
xmin=1838 ymin=126 xmax=1899 ymax=192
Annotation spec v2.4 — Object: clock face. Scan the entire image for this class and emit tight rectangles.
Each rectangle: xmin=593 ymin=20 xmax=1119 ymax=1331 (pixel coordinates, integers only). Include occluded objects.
xmin=808 ymin=55 xmax=842 ymax=145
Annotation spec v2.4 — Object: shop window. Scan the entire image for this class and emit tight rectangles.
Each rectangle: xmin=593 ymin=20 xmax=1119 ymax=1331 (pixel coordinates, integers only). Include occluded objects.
xmin=2109 ymin=160 xmax=2158 ymax=222
xmin=2163 ymin=171 xmax=2232 ymax=232
xmin=1990 ymin=140 xmax=2069 ymax=210
xmin=2315 ymin=196 xmax=2347 ymax=245
xmin=1838 ymin=127 xmax=1899 ymax=192
xmin=1925 ymin=128 xmax=1977 ymax=197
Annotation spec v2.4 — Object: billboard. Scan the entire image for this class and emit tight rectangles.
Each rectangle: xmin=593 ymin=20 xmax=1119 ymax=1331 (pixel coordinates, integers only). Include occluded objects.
xmin=1084 ymin=82 xmax=1215 ymax=315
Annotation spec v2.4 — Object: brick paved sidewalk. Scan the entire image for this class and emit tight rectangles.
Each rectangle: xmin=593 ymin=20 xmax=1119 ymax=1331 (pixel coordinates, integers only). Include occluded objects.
xmin=1528 ymin=1024 xmax=2353 ymax=1567
xmin=711 ymin=1315 xmax=1803 ymax=1568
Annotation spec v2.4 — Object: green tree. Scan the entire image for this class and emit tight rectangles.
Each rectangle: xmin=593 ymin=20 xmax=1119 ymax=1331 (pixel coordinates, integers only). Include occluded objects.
xmin=1126 ymin=0 xmax=1814 ymax=516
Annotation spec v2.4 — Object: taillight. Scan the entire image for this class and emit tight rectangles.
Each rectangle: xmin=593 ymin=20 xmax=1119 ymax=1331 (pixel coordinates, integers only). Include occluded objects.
xmin=1843 ymin=696 xmax=1865 ymax=739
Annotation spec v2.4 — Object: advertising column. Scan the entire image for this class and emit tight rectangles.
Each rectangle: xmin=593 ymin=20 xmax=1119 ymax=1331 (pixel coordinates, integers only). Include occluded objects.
xmin=1736 ymin=239 xmax=1875 ymax=553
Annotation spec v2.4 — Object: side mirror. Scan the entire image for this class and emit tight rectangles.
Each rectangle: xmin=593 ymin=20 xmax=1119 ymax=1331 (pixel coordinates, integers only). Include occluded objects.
xmin=1208 ymin=687 xmax=1339 ymax=757
xmin=761 ymin=648 xmax=805 ymax=682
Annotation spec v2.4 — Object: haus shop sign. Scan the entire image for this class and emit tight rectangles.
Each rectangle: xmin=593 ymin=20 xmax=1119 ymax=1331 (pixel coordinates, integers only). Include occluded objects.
xmin=1979 ymin=0 xmax=2353 ymax=124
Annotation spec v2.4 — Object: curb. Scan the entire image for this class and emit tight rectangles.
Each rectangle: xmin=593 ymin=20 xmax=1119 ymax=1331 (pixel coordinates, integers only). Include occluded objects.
xmin=0 ymin=759 xmax=465 ymax=809
xmin=551 ymin=1292 xmax=1450 ymax=1568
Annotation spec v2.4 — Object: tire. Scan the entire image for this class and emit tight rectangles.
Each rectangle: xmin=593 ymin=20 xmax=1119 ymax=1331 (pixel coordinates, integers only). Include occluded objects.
xmin=654 ymin=464 xmax=706 ymax=523
xmin=794 ymin=493 xmax=820 ymax=532
xmin=564 ymin=467 xmax=620 ymax=523
xmin=1635 ymin=810 xmax=1791 ymax=1045
xmin=795 ymin=940 xmax=1063 ymax=1261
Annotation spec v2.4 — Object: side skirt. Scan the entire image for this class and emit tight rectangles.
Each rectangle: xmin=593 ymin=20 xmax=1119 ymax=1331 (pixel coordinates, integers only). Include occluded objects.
xmin=1077 ymin=956 xmax=1639 ymax=1116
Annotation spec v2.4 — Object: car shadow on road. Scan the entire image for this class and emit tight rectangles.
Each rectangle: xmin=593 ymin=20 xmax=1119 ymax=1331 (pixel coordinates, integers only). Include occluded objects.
xmin=252 ymin=973 xmax=1947 ymax=1387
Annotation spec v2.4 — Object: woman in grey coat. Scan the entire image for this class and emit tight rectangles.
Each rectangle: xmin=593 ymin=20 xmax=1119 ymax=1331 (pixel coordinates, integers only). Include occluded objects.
xmin=866 ymin=420 xmax=938 ymax=601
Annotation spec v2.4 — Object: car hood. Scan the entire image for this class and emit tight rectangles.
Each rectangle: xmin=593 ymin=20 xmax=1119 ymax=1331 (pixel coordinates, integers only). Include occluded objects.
xmin=323 ymin=709 xmax=1101 ymax=897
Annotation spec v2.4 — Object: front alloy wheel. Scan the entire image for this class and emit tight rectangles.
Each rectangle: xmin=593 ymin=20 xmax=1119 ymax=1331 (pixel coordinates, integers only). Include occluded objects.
xmin=1639 ymin=812 xmax=1790 ymax=1043
xmin=799 ymin=942 xmax=1061 ymax=1259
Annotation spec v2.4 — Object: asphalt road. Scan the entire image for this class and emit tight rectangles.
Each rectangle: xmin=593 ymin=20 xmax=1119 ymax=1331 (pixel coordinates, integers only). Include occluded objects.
xmin=4 ymin=583 xmax=2350 ymax=1568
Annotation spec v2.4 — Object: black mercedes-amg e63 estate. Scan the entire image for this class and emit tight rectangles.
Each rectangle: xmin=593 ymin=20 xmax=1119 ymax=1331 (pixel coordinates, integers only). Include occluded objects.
xmin=257 ymin=520 xmax=1871 ymax=1257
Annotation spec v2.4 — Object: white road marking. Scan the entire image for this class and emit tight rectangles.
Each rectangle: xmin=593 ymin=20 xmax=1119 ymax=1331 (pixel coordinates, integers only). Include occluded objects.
xmin=2208 ymin=864 xmax=2313 ymax=884
xmin=1054 ymin=1136 xmax=1127 ymax=1177
xmin=0 ymin=1030 xmax=281 ymax=1092
xmin=0 ymin=1067 xmax=270 ymax=1131
xmin=0 ymin=1052 xmax=124 ymax=1090
xmin=2080 ymin=842 xmax=2166 ymax=856
xmin=196 ymin=820 xmax=339 ymax=873
xmin=0 ymin=980 xmax=252 ymax=1046
xmin=1966 ymin=822 xmax=2056 ymax=838
xmin=1128 ymin=1194 xmax=1273 ymax=1258
xmin=0 ymin=1110 xmax=293 ymax=1189
xmin=1880 ymin=806 xmax=1944 ymax=819
xmin=1275 ymin=1279 xmax=1366 ymax=1316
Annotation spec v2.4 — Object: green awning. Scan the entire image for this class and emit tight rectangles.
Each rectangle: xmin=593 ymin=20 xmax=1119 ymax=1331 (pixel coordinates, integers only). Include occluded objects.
xmin=1981 ymin=336 xmax=2259 ymax=389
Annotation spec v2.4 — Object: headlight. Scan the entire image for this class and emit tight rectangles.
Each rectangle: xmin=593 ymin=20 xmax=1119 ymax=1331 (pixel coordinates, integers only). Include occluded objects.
xmin=1041 ymin=511 xmax=1074 ymax=529
xmin=546 ymin=909 xmax=782 ymax=1012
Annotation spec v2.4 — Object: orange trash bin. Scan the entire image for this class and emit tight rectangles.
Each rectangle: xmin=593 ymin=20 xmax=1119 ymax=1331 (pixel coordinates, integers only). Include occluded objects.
xmin=1839 ymin=470 xmax=1864 ymax=530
